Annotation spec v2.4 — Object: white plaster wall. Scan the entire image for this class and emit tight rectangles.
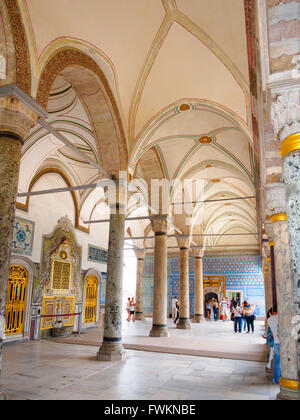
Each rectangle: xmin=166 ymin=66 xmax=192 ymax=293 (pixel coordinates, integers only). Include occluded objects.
xmin=15 ymin=173 xmax=109 ymax=273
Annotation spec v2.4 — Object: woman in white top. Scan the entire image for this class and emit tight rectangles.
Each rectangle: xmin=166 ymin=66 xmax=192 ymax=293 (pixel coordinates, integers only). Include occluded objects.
xmin=231 ymin=301 xmax=242 ymax=333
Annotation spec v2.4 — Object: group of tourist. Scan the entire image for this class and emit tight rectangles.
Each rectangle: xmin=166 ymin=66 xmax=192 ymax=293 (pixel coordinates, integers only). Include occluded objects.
xmin=204 ymin=297 xmax=257 ymax=334
xmin=231 ymin=300 xmax=256 ymax=333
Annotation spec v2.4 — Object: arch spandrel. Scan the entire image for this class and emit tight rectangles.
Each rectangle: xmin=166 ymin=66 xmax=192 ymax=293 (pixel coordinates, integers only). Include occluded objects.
xmin=36 ymin=48 xmax=128 ymax=173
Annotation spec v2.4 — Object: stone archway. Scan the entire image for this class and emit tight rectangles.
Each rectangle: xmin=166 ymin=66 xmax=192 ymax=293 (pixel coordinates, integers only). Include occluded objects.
xmin=36 ymin=48 xmax=128 ymax=174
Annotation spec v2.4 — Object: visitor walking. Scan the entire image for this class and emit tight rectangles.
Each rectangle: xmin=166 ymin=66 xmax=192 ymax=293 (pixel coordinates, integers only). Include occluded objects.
xmin=241 ymin=301 xmax=247 ymax=332
xmin=173 ymin=299 xmax=180 ymax=324
xmin=205 ymin=299 xmax=211 ymax=319
xmin=268 ymin=305 xmax=280 ymax=383
xmin=126 ymin=297 xmax=131 ymax=321
xmin=243 ymin=300 xmax=256 ymax=333
xmin=220 ymin=297 xmax=227 ymax=321
xmin=262 ymin=308 xmax=274 ymax=374
xmin=127 ymin=297 xmax=136 ymax=322
xmin=231 ymin=301 xmax=243 ymax=333
xmin=212 ymin=298 xmax=219 ymax=321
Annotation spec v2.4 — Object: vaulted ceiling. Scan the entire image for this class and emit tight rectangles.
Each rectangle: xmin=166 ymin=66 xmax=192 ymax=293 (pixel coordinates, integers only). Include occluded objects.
xmin=15 ymin=0 xmax=258 ymax=253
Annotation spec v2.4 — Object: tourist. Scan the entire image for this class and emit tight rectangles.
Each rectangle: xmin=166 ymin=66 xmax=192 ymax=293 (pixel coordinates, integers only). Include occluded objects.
xmin=220 ymin=296 xmax=227 ymax=321
xmin=126 ymin=297 xmax=131 ymax=321
xmin=128 ymin=297 xmax=136 ymax=322
xmin=268 ymin=305 xmax=280 ymax=384
xmin=243 ymin=300 xmax=256 ymax=333
xmin=173 ymin=299 xmax=180 ymax=324
xmin=172 ymin=296 xmax=178 ymax=321
xmin=212 ymin=298 xmax=219 ymax=321
xmin=231 ymin=301 xmax=243 ymax=333
xmin=241 ymin=301 xmax=247 ymax=332
xmin=205 ymin=299 xmax=211 ymax=319
xmin=262 ymin=308 xmax=274 ymax=374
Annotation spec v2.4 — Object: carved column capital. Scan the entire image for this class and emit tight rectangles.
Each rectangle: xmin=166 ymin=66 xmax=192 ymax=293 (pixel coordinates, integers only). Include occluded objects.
xmin=150 ymin=214 xmax=170 ymax=235
xmin=270 ymin=78 xmax=300 ymax=143
xmin=192 ymin=246 xmax=205 ymax=258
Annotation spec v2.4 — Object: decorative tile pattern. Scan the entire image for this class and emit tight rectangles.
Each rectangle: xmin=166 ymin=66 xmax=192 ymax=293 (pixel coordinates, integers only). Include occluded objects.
xmin=11 ymin=216 xmax=34 ymax=256
xmin=142 ymin=255 xmax=265 ymax=316
xmin=88 ymin=245 xmax=108 ymax=264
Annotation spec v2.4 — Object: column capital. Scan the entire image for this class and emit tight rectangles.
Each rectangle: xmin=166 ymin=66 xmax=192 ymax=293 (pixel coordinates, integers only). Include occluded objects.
xmin=176 ymin=237 xmax=191 ymax=249
xmin=150 ymin=214 xmax=170 ymax=234
xmin=134 ymin=248 xmax=145 ymax=259
xmin=265 ymin=182 xmax=287 ymax=215
xmin=192 ymin=246 xmax=205 ymax=258
xmin=269 ymin=76 xmax=300 ymax=144
xmin=0 ymin=84 xmax=47 ymax=140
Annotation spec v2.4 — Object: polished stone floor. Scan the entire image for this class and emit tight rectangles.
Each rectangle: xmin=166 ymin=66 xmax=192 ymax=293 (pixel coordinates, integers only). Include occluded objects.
xmin=0 ymin=317 xmax=279 ymax=400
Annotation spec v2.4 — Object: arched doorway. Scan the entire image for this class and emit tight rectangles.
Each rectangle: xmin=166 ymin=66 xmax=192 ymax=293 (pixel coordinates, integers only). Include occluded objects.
xmin=5 ymin=265 xmax=28 ymax=336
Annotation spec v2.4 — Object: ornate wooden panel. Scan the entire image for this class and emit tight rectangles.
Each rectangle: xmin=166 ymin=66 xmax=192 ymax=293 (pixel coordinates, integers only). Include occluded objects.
xmin=5 ymin=265 xmax=28 ymax=335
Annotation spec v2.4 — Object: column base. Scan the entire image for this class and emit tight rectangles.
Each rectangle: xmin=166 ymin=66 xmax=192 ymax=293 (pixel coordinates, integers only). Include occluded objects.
xmin=193 ymin=314 xmax=205 ymax=323
xmin=177 ymin=318 xmax=191 ymax=329
xmin=134 ymin=312 xmax=145 ymax=321
xmin=149 ymin=324 xmax=169 ymax=337
xmin=277 ymin=379 xmax=299 ymax=400
xmin=97 ymin=340 xmax=126 ymax=361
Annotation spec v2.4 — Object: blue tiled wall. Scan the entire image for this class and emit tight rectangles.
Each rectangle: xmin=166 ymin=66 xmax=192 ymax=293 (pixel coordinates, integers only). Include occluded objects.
xmin=142 ymin=254 xmax=265 ymax=317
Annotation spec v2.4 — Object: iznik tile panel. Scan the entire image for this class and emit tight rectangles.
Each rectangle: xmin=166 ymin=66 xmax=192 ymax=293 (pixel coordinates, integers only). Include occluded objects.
xmin=12 ymin=217 xmax=35 ymax=256
xmin=88 ymin=245 xmax=108 ymax=264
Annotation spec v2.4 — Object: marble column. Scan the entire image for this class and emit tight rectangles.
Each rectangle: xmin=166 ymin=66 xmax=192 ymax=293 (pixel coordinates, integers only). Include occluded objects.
xmin=0 ymin=91 xmax=41 ymax=400
xmin=149 ymin=215 xmax=169 ymax=337
xmin=193 ymin=247 xmax=205 ymax=323
xmin=266 ymin=182 xmax=298 ymax=398
xmin=265 ymin=221 xmax=277 ymax=308
xmin=176 ymin=239 xmax=191 ymax=329
xmin=97 ymin=182 xmax=126 ymax=361
xmin=271 ymin=80 xmax=300 ymax=398
xmin=134 ymin=249 xmax=145 ymax=321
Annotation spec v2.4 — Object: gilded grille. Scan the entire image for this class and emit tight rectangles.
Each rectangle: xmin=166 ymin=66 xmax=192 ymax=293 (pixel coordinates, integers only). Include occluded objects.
xmin=5 ymin=265 xmax=28 ymax=335
xmin=84 ymin=275 xmax=97 ymax=324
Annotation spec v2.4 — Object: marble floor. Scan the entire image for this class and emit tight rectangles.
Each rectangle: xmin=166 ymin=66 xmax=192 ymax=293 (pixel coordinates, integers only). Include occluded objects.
xmin=0 ymin=317 xmax=280 ymax=400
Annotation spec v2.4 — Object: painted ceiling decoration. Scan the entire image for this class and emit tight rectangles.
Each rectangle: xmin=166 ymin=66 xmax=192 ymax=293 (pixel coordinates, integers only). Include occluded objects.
xmin=7 ymin=0 xmax=258 ymax=252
